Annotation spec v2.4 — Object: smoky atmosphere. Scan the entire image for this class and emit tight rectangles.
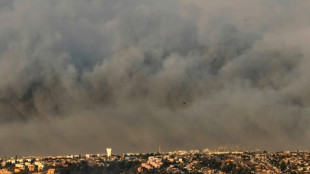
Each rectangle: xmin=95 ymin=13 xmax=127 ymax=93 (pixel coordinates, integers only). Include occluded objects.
xmin=0 ymin=0 xmax=310 ymax=156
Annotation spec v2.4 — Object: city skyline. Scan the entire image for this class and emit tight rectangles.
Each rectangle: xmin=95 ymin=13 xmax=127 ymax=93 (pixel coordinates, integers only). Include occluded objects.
xmin=1 ymin=149 xmax=310 ymax=173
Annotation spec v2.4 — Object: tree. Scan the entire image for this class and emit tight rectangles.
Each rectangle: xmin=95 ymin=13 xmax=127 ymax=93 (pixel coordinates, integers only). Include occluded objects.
xmin=280 ymin=161 xmax=286 ymax=171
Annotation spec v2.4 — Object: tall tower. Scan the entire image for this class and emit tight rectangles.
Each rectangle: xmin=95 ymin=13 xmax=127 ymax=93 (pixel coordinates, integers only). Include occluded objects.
xmin=106 ymin=148 xmax=112 ymax=158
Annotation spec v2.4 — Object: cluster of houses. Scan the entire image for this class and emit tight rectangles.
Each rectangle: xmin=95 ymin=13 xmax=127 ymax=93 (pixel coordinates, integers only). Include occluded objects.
xmin=0 ymin=149 xmax=310 ymax=173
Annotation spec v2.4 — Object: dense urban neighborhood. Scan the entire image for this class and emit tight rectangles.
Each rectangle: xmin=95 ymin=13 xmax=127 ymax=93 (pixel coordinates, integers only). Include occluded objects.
xmin=1 ymin=148 xmax=310 ymax=174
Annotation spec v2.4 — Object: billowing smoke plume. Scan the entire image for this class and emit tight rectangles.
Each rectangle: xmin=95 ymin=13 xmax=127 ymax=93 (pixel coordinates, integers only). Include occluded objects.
xmin=0 ymin=0 xmax=310 ymax=156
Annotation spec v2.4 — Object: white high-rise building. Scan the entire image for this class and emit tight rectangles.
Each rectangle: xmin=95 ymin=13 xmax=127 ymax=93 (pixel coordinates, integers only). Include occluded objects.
xmin=106 ymin=148 xmax=112 ymax=157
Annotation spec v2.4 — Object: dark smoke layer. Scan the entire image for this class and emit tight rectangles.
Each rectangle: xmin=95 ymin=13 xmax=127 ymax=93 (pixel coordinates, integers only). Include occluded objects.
xmin=0 ymin=0 xmax=310 ymax=156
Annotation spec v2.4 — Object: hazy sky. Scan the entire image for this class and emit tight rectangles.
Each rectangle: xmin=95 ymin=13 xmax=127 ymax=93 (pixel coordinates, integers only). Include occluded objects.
xmin=0 ymin=0 xmax=310 ymax=156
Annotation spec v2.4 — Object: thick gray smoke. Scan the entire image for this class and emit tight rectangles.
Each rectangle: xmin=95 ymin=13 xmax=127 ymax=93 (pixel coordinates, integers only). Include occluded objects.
xmin=0 ymin=0 xmax=310 ymax=156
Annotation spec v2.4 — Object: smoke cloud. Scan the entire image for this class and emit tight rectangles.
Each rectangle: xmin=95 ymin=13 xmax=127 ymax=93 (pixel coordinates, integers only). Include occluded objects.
xmin=0 ymin=0 xmax=310 ymax=156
